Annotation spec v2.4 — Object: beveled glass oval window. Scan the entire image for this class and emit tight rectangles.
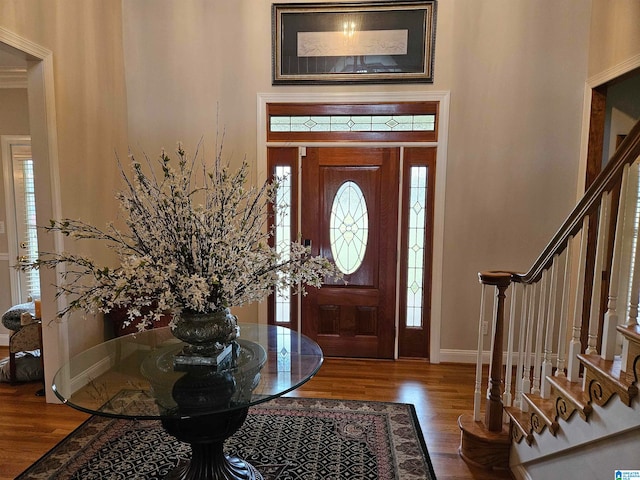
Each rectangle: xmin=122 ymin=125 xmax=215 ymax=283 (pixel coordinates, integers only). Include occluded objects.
xmin=330 ymin=181 xmax=369 ymax=275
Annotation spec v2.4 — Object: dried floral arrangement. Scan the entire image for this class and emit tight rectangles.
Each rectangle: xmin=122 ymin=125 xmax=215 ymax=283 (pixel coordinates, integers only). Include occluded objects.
xmin=25 ymin=141 xmax=339 ymax=330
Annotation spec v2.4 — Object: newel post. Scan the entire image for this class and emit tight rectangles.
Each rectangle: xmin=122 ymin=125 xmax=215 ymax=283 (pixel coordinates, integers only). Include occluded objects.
xmin=479 ymin=271 xmax=512 ymax=432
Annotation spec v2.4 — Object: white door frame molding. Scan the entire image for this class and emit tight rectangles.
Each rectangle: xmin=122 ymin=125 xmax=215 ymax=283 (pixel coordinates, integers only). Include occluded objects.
xmin=0 ymin=27 xmax=66 ymax=403
xmin=576 ymin=54 xmax=640 ymax=200
xmin=257 ymin=91 xmax=450 ymax=363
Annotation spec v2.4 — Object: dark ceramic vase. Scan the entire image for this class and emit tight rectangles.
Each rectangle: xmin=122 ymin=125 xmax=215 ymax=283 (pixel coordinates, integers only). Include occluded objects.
xmin=171 ymin=308 xmax=238 ymax=366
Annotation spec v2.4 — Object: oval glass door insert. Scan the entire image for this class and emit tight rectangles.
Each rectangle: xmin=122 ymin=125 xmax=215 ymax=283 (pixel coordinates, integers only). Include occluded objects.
xmin=330 ymin=181 xmax=369 ymax=275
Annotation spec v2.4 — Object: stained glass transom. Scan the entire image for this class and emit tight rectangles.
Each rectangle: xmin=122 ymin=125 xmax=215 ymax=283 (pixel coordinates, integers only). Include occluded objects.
xmin=330 ymin=181 xmax=368 ymax=275
xmin=274 ymin=166 xmax=291 ymax=323
xmin=270 ymin=114 xmax=435 ymax=133
xmin=406 ymin=166 xmax=427 ymax=328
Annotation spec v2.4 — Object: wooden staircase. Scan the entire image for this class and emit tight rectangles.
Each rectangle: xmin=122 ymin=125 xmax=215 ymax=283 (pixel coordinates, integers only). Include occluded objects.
xmin=506 ymin=324 xmax=639 ymax=447
xmin=459 ymin=118 xmax=640 ymax=478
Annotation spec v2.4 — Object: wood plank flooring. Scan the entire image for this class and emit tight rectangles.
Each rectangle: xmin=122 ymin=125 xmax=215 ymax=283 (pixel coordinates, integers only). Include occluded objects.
xmin=0 ymin=348 xmax=512 ymax=479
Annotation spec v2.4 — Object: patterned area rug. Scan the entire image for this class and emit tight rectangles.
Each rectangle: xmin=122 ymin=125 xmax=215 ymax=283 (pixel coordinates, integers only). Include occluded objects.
xmin=16 ymin=397 xmax=436 ymax=480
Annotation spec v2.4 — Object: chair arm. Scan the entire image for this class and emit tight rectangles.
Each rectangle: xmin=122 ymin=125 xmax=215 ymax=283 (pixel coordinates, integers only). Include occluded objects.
xmin=9 ymin=321 xmax=42 ymax=354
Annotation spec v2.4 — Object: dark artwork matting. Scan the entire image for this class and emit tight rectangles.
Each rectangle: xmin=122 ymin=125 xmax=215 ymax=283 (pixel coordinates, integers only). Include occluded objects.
xmin=272 ymin=1 xmax=437 ymax=85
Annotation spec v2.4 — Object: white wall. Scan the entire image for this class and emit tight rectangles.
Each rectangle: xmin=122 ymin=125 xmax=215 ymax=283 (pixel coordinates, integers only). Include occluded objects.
xmin=588 ymin=0 xmax=640 ymax=78
xmin=0 ymin=0 xmax=619 ymax=362
xmin=122 ymin=0 xmax=591 ymax=355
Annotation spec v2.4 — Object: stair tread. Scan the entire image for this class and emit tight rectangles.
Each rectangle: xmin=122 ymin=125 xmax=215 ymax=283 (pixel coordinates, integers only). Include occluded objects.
xmin=547 ymin=375 xmax=590 ymax=408
xmin=617 ymin=323 xmax=640 ymax=343
xmin=578 ymin=354 xmax=636 ymax=389
xmin=523 ymin=393 xmax=559 ymax=434
xmin=547 ymin=375 xmax=592 ymax=421
xmin=578 ymin=354 xmax=638 ymax=407
xmin=504 ymin=406 xmax=534 ymax=445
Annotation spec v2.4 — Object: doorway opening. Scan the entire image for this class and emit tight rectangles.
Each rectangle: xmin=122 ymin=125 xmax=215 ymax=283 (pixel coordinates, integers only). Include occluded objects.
xmin=1 ymin=136 xmax=40 ymax=305
xmin=262 ymin=98 xmax=447 ymax=360
xmin=0 ymin=30 xmax=63 ymax=403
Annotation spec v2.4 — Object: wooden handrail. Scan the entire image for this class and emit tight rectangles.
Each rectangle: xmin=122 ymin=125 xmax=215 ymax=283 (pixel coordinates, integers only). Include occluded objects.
xmin=514 ymin=118 xmax=640 ymax=284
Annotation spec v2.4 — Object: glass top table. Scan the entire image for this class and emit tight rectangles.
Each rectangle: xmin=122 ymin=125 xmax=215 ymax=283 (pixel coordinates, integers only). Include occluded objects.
xmin=52 ymin=324 xmax=323 ymax=480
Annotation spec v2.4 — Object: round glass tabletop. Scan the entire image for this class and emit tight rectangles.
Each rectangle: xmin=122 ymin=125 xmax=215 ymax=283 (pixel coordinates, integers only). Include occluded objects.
xmin=52 ymin=324 xmax=323 ymax=420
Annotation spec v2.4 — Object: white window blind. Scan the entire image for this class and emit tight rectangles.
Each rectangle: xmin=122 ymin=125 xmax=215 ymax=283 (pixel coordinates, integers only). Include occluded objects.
xmin=15 ymin=151 xmax=41 ymax=300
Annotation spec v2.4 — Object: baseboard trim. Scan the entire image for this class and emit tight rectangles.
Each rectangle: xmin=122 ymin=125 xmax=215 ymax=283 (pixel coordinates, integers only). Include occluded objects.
xmin=439 ymin=349 xmax=489 ymax=363
xmin=438 ymin=349 xmax=558 ymax=366
xmin=511 ymin=464 xmax=532 ymax=480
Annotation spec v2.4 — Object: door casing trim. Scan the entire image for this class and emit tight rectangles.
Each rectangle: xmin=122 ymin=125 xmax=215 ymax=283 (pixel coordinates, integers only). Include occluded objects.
xmin=0 ymin=27 xmax=65 ymax=402
xmin=257 ymin=91 xmax=450 ymax=362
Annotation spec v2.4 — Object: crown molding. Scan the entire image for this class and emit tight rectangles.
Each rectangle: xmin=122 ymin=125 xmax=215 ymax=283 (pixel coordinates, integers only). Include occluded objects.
xmin=0 ymin=67 xmax=27 ymax=88
xmin=587 ymin=53 xmax=640 ymax=88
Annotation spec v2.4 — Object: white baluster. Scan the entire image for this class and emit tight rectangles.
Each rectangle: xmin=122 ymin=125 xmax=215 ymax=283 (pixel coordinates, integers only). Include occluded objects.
xmin=503 ymin=281 xmax=518 ymax=421
xmin=568 ymin=217 xmax=589 ymax=382
xmin=556 ymin=243 xmax=572 ymax=377
xmin=514 ymin=283 xmax=528 ymax=411
xmin=626 ymin=236 xmax=640 ymax=328
xmin=625 ymin=162 xmax=640 ymax=330
xmin=622 ymin=175 xmax=640 ymax=371
xmin=541 ymin=258 xmax=559 ymax=398
xmin=474 ymin=283 xmax=486 ymax=421
xmin=602 ymin=165 xmax=631 ymax=360
xmin=532 ymin=270 xmax=548 ymax=396
xmin=486 ymin=286 xmax=498 ymax=402
xmin=587 ymin=192 xmax=611 ymax=355
xmin=521 ymin=281 xmax=538 ymax=411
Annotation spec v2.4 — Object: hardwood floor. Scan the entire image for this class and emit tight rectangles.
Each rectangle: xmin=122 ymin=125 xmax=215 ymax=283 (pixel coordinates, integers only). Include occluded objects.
xmin=0 ymin=347 xmax=512 ymax=479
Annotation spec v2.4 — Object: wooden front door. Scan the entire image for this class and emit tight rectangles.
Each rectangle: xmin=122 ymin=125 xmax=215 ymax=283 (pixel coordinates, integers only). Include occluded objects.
xmin=301 ymin=147 xmax=399 ymax=358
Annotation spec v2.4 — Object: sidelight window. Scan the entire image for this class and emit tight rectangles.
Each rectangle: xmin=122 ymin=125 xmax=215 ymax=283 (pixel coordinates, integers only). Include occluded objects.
xmin=274 ymin=165 xmax=292 ymax=323
xmin=406 ymin=166 xmax=428 ymax=328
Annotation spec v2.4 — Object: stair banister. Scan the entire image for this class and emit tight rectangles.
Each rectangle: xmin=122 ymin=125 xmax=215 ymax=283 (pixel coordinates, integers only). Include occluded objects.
xmin=459 ymin=118 xmax=640 ymax=471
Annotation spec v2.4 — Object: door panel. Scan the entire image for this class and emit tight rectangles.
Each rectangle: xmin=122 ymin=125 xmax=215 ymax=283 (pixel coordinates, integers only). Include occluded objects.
xmin=302 ymin=147 xmax=399 ymax=358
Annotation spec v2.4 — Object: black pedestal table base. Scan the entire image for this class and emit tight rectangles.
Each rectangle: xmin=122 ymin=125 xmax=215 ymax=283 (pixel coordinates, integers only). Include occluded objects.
xmin=162 ymin=406 xmax=262 ymax=480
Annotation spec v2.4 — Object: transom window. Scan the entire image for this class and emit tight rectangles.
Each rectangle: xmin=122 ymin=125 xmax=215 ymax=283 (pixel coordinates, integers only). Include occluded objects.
xmin=271 ymin=114 xmax=435 ymax=133
xmin=267 ymin=101 xmax=439 ymax=142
